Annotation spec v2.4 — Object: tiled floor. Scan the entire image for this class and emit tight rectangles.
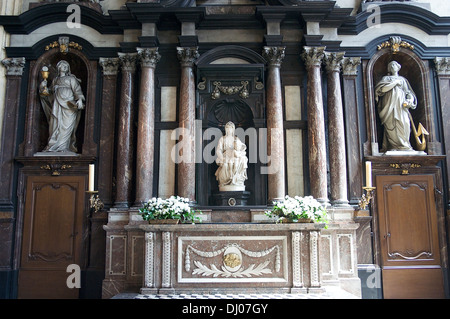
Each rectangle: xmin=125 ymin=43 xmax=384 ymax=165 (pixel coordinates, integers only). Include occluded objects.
xmin=113 ymin=287 xmax=359 ymax=299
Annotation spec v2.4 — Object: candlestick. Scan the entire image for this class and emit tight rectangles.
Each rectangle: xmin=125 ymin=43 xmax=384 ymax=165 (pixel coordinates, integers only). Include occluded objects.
xmin=365 ymin=161 xmax=372 ymax=188
xmin=89 ymin=164 xmax=95 ymax=192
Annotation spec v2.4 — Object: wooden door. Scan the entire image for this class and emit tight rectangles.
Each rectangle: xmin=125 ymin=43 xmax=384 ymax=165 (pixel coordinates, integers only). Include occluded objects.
xmin=18 ymin=175 xmax=85 ymax=299
xmin=376 ymin=174 xmax=445 ymax=299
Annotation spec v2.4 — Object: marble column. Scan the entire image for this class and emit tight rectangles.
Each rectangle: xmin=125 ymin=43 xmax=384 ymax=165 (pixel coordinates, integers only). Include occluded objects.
xmin=176 ymin=47 xmax=199 ymax=202
xmin=342 ymin=57 xmax=362 ymax=205
xmin=114 ymin=53 xmax=137 ymax=208
xmin=434 ymin=57 xmax=450 ymax=208
xmin=135 ymin=48 xmax=161 ymax=206
xmin=0 ymin=57 xmax=25 ymax=209
xmin=263 ymin=46 xmax=286 ymax=203
xmin=301 ymin=47 xmax=329 ymax=205
xmin=99 ymin=57 xmax=120 ymax=209
xmin=324 ymin=52 xmax=349 ymax=207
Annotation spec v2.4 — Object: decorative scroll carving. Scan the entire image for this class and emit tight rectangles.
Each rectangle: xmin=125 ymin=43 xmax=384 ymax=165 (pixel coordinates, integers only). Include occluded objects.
xmin=292 ymin=231 xmax=303 ymax=288
xmin=434 ymin=57 xmax=450 ymax=75
xmin=162 ymin=231 xmax=171 ymax=288
xmin=99 ymin=57 xmax=120 ymax=76
xmin=388 ymin=250 xmax=432 ymax=260
xmin=211 ymin=80 xmax=249 ymax=99
xmin=118 ymin=52 xmax=137 ymax=72
xmin=177 ymin=47 xmax=199 ymax=67
xmin=324 ymin=51 xmax=345 ymax=73
xmin=262 ymin=46 xmax=285 ymax=67
xmin=389 ymin=163 xmax=421 ymax=175
xmin=40 ymin=163 xmax=72 ymax=176
xmin=377 ymin=36 xmax=414 ymax=54
xmin=301 ymin=46 xmax=325 ymax=68
xmin=45 ymin=36 xmax=82 ymax=54
xmin=144 ymin=232 xmax=155 ymax=288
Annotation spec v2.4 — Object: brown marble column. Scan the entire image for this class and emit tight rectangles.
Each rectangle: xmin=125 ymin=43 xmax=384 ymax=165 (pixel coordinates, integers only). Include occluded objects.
xmin=114 ymin=53 xmax=137 ymax=208
xmin=301 ymin=46 xmax=329 ymax=205
xmin=176 ymin=47 xmax=199 ymax=202
xmin=0 ymin=57 xmax=26 ymax=209
xmin=99 ymin=57 xmax=120 ymax=209
xmin=135 ymin=48 xmax=161 ymax=205
xmin=434 ymin=57 xmax=450 ymax=209
xmin=324 ymin=52 xmax=349 ymax=207
xmin=342 ymin=57 xmax=363 ymax=205
xmin=263 ymin=46 xmax=286 ymax=203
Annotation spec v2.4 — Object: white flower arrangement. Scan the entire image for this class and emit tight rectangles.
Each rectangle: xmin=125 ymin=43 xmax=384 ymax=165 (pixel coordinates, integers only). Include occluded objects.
xmin=139 ymin=196 xmax=201 ymax=223
xmin=266 ymin=195 xmax=328 ymax=227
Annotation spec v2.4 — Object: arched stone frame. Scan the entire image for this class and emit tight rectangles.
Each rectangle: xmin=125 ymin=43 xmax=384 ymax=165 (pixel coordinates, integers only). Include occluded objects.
xmin=20 ymin=37 xmax=98 ymax=157
xmin=195 ymin=45 xmax=267 ymax=206
xmin=363 ymin=41 xmax=441 ymax=156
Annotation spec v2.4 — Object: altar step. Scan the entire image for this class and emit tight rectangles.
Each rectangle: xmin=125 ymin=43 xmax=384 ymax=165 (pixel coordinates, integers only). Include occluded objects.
xmin=112 ymin=287 xmax=359 ymax=299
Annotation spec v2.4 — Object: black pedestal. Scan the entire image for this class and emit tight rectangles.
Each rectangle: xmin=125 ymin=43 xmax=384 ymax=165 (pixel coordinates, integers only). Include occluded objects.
xmin=211 ymin=191 xmax=251 ymax=206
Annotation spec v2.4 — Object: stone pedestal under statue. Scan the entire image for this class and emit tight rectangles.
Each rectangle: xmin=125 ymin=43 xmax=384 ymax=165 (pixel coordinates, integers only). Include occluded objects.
xmin=211 ymin=191 xmax=250 ymax=206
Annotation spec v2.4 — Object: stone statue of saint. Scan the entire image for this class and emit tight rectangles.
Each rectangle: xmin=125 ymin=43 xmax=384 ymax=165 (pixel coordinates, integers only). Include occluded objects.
xmin=215 ymin=121 xmax=248 ymax=191
xmin=375 ymin=61 xmax=417 ymax=152
xmin=39 ymin=60 xmax=85 ymax=154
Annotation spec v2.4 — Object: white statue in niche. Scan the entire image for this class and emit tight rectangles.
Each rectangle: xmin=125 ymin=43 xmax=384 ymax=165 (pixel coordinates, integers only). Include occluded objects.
xmin=39 ymin=60 xmax=85 ymax=155
xmin=375 ymin=60 xmax=425 ymax=154
xmin=215 ymin=121 xmax=248 ymax=191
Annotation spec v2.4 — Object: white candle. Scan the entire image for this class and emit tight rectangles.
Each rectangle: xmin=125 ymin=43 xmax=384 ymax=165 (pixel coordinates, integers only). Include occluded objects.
xmin=89 ymin=164 xmax=95 ymax=192
xmin=365 ymin=161 xmax=372 ymax=188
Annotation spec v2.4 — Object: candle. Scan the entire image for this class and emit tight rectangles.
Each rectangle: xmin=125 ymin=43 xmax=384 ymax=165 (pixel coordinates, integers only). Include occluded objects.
xmin=89 ymin=164 xmax=95 ymax=192
xmin=365 ymin=161 xmax=372 ymax=188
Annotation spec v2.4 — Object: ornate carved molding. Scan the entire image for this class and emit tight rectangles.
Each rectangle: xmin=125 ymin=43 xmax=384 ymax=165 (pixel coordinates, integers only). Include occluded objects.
xmin=45 ymin=36 xmax=82 ymax=54
xmin=389 ymin=163 xmax=422 ymax=175
xmin=324 ymin=51 xmax=345 ymax=73
xmin=162 ymin=231 xmax=172 ymax=288
xmin=262 ymin=46 xmax=285 ymax=67
xmin=434 ymin=57 xmax=450 ymax=75
xmin=40 ymin=163 xmax=72 ymax=176
xmin=144 ymin=232 xmax=155 ymax=288
xmin=99 ymin=57 xmax=120 ymax=76
xmin=118 ymin=52 xmax=137 ymax=73
xmin=301 ymin=46 xmax=326 ymax=68
xmin=137 ymin=47 xmax=161 ymax=68
xmin=1 ymin=57 xmax=26 ymax=76
xmin=211 ymin=80 xmax=249 ymax=100
xmin=177 ymin=47 xmax=199 ymax=67
xmin=377 ymin=36 xmax=414 ymax=54
xmin=342 ymin=57 xmax=361 ymax=76
xmin=292 ymin=231 xmax=303 ymax=288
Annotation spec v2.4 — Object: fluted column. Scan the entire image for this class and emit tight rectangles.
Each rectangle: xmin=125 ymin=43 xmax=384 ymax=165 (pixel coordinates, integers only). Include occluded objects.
xmin=324 ymin=52 xmax=349 ymax=207
xmin=135 ymin=48 xmax=161 ymax=205
xmin=99 ymin=57 xmax=120 ymax=209
xmin=263 ymin=46 xmax=286 ymax=203
xmin=176 ymin=47 xmax=199 ymax=202
xmin=114 ymin=53 xmax=137 ymax=208
xmin=301 ymin=46 xmax=329 ymax=205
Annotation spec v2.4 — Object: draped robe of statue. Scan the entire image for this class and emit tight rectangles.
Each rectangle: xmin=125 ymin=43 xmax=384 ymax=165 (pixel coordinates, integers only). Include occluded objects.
xmin=40 ymin=60 xmax=85 ymax=153
xmin=215 ymin=122 xmax=248 ymax=191
xmin=375 ymin=61 xmax=417 ymax=152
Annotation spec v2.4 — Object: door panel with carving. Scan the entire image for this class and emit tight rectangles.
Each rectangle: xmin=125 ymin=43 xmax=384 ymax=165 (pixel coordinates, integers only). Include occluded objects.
xmin=376 ymin=174 xmax=445 ymax=298
xmin=18 ymin=175 xmax=85 ymax=299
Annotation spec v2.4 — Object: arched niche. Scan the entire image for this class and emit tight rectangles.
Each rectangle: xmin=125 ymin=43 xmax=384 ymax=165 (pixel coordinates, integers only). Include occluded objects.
xmin=21 ymin=42 xmax=97 ymax=157
xmin=195 ymin=45 xmax=267 ymax=206
xmin=364 ymin=44 xmax=440 ymax=156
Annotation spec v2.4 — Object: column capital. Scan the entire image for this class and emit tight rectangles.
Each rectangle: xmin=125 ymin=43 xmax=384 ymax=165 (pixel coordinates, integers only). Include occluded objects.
xmin=301 ymin=46 xmax=325 ymax=69
xmin=434 ymin=57 xmax=450 ymax=76
xmin=1 ymin=57 xmax=26 ymax=76
xmin=324 ymin=52 xmax=345 ymax=73
xmin=118 ymin=52 xmax=138 ymax=73
xmin=342 ymin=57 xmax=361 ymax=76
xmin=177 ymin=47 xmax=199 ymax=67
xmin=137 ymin=47 xmax=161 ymax=68
xmin=262 ymin=46 xmax=286 ymax=67
xmin=99 ymin=57 xmax=120 ymax=76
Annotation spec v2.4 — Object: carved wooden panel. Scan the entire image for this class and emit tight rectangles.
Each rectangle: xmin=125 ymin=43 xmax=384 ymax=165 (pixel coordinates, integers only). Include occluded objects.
xmin=376 ymin=174 xmax=445 ymax=298
xmin=18 ymin=175 xmax=85 ymax=298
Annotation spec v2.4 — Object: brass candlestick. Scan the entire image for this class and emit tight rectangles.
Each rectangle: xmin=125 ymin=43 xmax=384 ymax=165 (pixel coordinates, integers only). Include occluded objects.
xmin=358 ymin=186 xmax=376 ymax=210
xmin=86 ymin=190 xmax=104 ymax=213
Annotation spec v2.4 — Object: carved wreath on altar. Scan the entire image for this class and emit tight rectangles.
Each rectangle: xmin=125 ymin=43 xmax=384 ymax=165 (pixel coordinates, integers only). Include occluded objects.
xmin=185 ymin=243 xmax=281 ymax=278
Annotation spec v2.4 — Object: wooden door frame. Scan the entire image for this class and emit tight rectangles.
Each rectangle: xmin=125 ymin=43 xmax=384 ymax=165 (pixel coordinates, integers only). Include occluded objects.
xmin=367 ymin=155 xmax=448 ymax=297
xmin=13 ymin=156 xmax=95 ymax=296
